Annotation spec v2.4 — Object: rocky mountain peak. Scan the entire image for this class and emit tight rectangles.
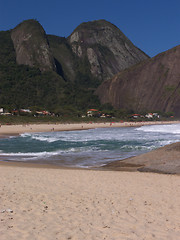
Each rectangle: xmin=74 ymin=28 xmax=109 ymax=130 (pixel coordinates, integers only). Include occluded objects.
xmin=11 ymin=19 xmax=56 ymax=72
xmin=68 ymin=19 xmax=149 ymax=80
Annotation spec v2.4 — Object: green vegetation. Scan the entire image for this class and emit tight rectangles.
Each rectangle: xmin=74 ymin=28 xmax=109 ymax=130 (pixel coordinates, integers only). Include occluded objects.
xmin=0 ymin=21 xmax=177 ymax=122
xmin=164 ymin=85 xmax=176 ymax=92
xmin=0 ymin=31 xmax=16 ymax=65
xmin=0 ymin=30 xmax=101 ymax=116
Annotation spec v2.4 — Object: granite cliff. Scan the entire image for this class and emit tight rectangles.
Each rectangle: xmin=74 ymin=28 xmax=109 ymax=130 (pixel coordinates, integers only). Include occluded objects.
xmin=11 ymin=20 xmax=56 ymax=72
xmin=68 ymin=20 xmax=149 ymax=81
xmin=96 ymin=45 xmax=180 ymax=116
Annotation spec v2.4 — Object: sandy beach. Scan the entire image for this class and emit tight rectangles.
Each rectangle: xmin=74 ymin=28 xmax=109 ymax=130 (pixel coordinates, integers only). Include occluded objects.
xmin=0 ymin=121 xmax=180 ymax=239
xmin=0 ymin=165 xmax=180 ymax=240
xmin=0 ymin=120 xmax=180 ymax=136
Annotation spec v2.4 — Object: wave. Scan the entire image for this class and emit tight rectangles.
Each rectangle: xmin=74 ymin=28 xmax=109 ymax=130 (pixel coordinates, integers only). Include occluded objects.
xmin=136 ymin=124 xmax=180 ymax=134
xmin=0 ymin=145 xmax=105 ymax=157
xmin=31 ymin=135 xmax=59 ymax=143
xmin=21 ymin=133 xmax=60 ymax=143
xmin=20 ymin=128 xmax=138 ymax=143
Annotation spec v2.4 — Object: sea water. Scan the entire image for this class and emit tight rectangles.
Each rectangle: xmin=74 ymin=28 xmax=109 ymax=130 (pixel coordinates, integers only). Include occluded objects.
xmin=0 ymin=123 xmax=180 ymax=168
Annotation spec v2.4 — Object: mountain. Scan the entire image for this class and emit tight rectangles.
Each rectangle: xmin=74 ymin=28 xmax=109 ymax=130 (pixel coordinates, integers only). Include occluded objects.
xmin=47 ymin=19 xmax=148 ymax=84
xmin=11 ymin=20 xmax=56 ymax=72
xmin=67 ymin=20 xmax=148 ymax=81
xmin=96 ymin=45 xmax=180 ymax=116
xmin=0 ymin=19 xmax=149 ymax=113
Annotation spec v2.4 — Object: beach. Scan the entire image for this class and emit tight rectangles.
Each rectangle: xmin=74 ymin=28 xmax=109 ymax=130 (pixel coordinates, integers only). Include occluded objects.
xmin=0 ymin=120 xmax=180 ymax=137
xmin=0 ymin=164 xmax=180 ymax=240
xmin=0 ymin=121 xmax=180 ymax=239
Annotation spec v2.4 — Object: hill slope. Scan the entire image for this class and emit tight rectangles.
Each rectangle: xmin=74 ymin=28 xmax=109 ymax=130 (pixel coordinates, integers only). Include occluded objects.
xmin=96 ymin=45 xmax=180 ymax=116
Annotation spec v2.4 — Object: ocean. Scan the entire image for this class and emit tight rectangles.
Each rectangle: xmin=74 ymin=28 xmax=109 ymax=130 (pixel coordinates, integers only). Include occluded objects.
xmin=0 ymin=123 xmax=180 ymax=168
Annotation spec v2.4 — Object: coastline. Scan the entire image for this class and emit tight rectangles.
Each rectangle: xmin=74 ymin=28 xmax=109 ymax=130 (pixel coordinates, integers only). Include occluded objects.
xmin=0 ymin=120 xmax=180 ymax=174
xmin=0 ymin=120 xmax=179 ymax=137
xmin=101 ymin=141 xmax=180 ymax=175
xmin=0 ymin=121 xmax=180 ymax=239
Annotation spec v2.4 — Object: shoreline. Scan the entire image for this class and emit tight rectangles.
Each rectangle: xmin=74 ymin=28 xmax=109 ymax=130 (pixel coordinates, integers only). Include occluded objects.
xmin=102 ymin=141 xmax=180 ymax=175
xmin=0 ymin=120 xmax=179 ymax=137
xmin=1 ymin=121 xmax=180 ymax=239
xmin=0 ymin=120 xmax=180 ymax=174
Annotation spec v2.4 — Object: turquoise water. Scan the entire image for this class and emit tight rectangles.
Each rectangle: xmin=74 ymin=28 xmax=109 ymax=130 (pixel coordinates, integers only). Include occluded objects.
xmin=0 ymin=123 xmax=180 ymax=168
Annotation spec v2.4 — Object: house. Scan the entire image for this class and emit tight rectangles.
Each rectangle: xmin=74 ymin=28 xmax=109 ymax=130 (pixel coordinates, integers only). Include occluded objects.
xmin=20 ymin=109 xmax=32 ymax=114
xmin=145 ymin=113 xmax=160 ymax=119
xmin=145 ymin=113 xmax=153 ymax=119
xmin=42 ymin=110 xmax=50 ymax=115
xmin=87 ymin=109 xmax=99 ymax=117
xmin=131 ymin=114 xmax=141 ymax=119
xmin=1 ymin=112 xmax=11 ymax=116
xmin=153 ymin=113 xmax=160 ymax=118
xmin=100 ymin=113 xmax=106 ymax=118
xmin=11 ymin=110 xmax=19 ymax=115
xmin=35 ymin=110 xmax=50 ymax=116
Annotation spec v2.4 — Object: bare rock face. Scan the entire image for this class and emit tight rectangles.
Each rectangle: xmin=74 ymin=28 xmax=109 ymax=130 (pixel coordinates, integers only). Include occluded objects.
xmin=68 ymin=20 xmax=149 ymax=80
xmin=96 ymin=45 xmax=180 ymax=116
xmin=11 ymin=20 xmax=56 ymax=72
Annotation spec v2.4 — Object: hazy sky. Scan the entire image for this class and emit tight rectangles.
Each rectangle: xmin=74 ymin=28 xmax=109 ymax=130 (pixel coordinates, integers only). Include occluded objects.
xmin=1 ymin=0 xmax=180 ymax=57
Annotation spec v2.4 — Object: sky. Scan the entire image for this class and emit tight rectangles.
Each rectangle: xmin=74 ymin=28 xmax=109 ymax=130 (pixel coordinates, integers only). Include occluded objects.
xmin=1 ymin=0 xmax=180 ymax=57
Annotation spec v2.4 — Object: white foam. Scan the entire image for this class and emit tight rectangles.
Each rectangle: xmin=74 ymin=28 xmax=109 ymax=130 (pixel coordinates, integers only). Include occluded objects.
xmin=19 ymin=127 xmax=140 ymax=143
xmin=31 ymin=135 xmax=59 ymax=143
xmin=0 ymin=145 xmax=103 ymax=158
xmin=136 ymin=124 xmax=180 ymax=134
xmin=20 ymin=133 xmax=32 ymax=137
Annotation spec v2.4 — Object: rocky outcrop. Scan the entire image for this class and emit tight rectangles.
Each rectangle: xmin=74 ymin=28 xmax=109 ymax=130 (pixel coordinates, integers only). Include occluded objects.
xmin=11 ymin=20 xmax=56 ymax=72
xmin=68 ymin=20 xmax=149 ymax=80
xmin=96 ymin=45 xmax=180 ymax=116
xmin=103 ymin=141 xmax=180 ymax=174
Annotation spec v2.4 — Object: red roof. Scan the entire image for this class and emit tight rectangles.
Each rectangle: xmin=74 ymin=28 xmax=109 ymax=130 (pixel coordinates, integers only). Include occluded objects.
xmin=88 ymin=109 xmax=98 ymax=111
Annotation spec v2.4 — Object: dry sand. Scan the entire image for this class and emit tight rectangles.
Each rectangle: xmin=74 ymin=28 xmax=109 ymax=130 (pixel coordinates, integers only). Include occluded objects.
xmin=0 ymin=165 xmax=180 ymax=240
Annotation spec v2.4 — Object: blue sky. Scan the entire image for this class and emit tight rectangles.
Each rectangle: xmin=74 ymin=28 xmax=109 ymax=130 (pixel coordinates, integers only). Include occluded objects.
xmin=1 ymin=0 xmax=180 ymax=57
